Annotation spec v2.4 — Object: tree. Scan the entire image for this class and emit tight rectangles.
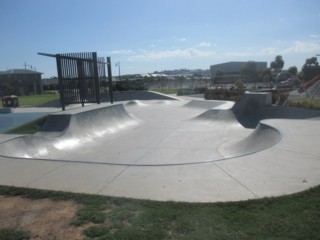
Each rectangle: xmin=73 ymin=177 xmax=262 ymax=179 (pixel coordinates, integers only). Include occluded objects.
xmin=288 ymin=66 xmax=298 ymax=76
xmin=270 ymin=55 xmax=284 ymax=73
xmin=0 ymin=83 xmax=15 ymax=96
xmin=302 ymin=57 xmax=320 ymax=81
xmin=304 ymin=57 xmax=318 ymax=67
xmin=235 ymin=79 xmax=245 ymax=90
xmin=261 ymin=68 xmax=273 ymax=83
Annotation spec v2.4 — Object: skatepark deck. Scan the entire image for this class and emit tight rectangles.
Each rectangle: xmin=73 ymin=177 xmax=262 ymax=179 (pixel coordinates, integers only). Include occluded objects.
xmin=0 ymin=92 xmax=319 ymax=202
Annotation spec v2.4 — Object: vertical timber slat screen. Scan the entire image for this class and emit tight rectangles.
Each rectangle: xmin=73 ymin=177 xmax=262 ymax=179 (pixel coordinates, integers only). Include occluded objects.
xmin=39 ymin=52 xmax=112 ymax=111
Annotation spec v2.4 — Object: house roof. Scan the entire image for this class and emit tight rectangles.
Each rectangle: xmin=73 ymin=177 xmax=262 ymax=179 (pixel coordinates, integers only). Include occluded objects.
xmin=0 ymin=69 xmax=43 ymax=75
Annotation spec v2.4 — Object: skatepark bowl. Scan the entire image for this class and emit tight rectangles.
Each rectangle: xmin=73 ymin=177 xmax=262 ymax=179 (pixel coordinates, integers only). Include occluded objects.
xmin=0 ymin=91 xmax=320 ymax=202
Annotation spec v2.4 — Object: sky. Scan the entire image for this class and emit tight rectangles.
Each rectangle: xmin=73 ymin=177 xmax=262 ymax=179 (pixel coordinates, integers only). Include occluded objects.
xmin=1 ymin=0 xmax=320 ymax=78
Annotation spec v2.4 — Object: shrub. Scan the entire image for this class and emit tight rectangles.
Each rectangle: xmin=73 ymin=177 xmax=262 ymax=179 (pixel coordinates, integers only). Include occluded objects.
xmin=113 ymin=80 xmax=147 ymax=91
xmin=286 ymin=98 xmax=320 ymax=110
xmin=83 ymin=226 xmax=109 ymax=238
xmin=204 ymin=88 xmax=244 ymax=101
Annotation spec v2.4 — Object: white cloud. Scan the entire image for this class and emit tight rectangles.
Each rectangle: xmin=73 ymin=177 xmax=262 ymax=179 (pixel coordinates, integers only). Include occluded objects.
xmin=223 ymin=51 xmax=255 ymax=57
xmin=111 ymin=40 xmax=320 ymax=64
xmin=111 ymin=49 xmax=133 ymax=55
xmin=172 ymin=36 xmax=187 ymax=42
xmin=258 ymin=47 xmax=279 ymax=55
xmin=196 ymin=42 xmax=212 ymax=47
xmin=127 ymin=48 xmax=216 ymax=61
xmin=222 ymin=40 xmax=320 ymax=58
xmin=309 ymin=34 xmax=319 ymax=38
xmin=281 ymin=41 xmax=320 ymax=54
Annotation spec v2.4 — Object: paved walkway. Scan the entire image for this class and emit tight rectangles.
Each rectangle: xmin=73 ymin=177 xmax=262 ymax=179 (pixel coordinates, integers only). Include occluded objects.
xmin=0 ymin=97 xmax=319 ymax=202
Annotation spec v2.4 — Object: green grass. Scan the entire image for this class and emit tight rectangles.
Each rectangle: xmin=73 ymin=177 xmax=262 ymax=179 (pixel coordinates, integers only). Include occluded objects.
xmin=5 ymin=116 xmax=48 ymax=134
xmin=0 ymin=185 xmax=320 ymax=240
xmin=4 ymin=94 xmax=59 ymax=134
xmin=17 ymin=93 xmax=59 ymax=107
xmin=286 ymin=98 xmax=320 ymax=110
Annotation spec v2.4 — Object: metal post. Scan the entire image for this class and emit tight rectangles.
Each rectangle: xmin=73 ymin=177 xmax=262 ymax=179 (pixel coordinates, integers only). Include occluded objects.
xmin=76 ymin=60 xmax=85 ymax=107
xmin=107 ymin=57 xmax=113 ymax=104
xmin=92 ymin=52 xmax=101 ymax=104
xmin=56 ymin=54 xmax=65 ymax=111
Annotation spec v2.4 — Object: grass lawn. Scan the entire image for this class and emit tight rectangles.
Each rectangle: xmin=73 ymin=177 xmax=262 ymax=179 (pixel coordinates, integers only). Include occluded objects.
xmin=286 ymin=98 xmax=320 ymax=110
xmin=2 ymin=94 xmax=59 ymax=134
xmin=5 ymin=116 xmax=48 ymax=134
xmin=0 ymin=185 xmax=319 ymax=240
xmin=17 ymin=93 xmax=60 ymax=107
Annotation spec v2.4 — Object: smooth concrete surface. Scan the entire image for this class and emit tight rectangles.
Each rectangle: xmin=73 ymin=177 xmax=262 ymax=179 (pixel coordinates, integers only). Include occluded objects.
xmin=0 ymin=93 xmax=319 ymax=202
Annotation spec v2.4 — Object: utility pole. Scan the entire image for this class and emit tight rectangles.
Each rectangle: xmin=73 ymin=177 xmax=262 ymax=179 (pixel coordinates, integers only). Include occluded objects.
xmin=24 ymin=62 xmax=32 ymax=70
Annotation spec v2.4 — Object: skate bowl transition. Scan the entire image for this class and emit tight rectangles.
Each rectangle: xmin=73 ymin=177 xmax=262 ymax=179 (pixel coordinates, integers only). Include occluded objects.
xmin=0 ymin=97 xmax=281 ymax=165
xmin=0 ymin=91 xmax=320 ymax=202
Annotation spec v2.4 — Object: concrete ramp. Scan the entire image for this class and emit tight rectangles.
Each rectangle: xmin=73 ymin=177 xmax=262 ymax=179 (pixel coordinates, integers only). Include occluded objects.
xmin=218 ymin=122 xmax=281 ymax=158
xmin=193 ymin=108 xmax=240 ymax=123
xmin=0 ymin=104 xmax=140 ymax=159
xmin=183 ymin=99 xmax=227 ymax=109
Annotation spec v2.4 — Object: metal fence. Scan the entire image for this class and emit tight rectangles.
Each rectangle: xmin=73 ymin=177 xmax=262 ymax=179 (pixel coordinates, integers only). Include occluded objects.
xmin=39 ymin=52 xmax=113 ymax=110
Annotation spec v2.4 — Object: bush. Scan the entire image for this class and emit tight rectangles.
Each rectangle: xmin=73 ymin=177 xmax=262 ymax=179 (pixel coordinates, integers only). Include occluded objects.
xmin=204 ymin=88 xmax=244 ymax=101
xmin=83 ymin=226 xmax=109 ymax=238
xmin=286 ymin=98 xmax=320 ymax=110
xmin=113 ymin=80 xmax=147 ymax=91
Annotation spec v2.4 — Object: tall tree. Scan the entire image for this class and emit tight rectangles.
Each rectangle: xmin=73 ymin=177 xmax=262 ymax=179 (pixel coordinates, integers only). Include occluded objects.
xmin=303 ymin=57 xmax=318 ymax=67
xmin=302 ymin=57 xmax=320 ymax=81
xmin=261 ymin=68 xmax=273 ymax=83
xmin=270 ymin=55 xmax=284 ymax=73
xmin=288 ymin=66 xmax=298 ymax=76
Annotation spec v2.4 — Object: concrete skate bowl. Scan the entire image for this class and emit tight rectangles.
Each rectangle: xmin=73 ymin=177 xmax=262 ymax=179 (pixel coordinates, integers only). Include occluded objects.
xmin=0 ymin=99 xmax=283 ymax=166
xmin=233 ymin=93 xmax=320 ymax=128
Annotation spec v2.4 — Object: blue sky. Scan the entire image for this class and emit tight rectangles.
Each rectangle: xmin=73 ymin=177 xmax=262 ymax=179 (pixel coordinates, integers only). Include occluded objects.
xmin=1 ymin=0 xmax=320 ymax=77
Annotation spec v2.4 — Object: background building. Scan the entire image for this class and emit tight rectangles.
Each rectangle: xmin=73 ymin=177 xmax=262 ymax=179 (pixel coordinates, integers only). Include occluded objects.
xmin=0 ymin=69 xmax=43 ymax=95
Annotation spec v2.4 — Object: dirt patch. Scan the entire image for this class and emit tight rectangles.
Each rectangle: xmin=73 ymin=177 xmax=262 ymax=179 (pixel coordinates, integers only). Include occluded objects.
xmin=0 ymin=196 xmax=86 ymax=240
